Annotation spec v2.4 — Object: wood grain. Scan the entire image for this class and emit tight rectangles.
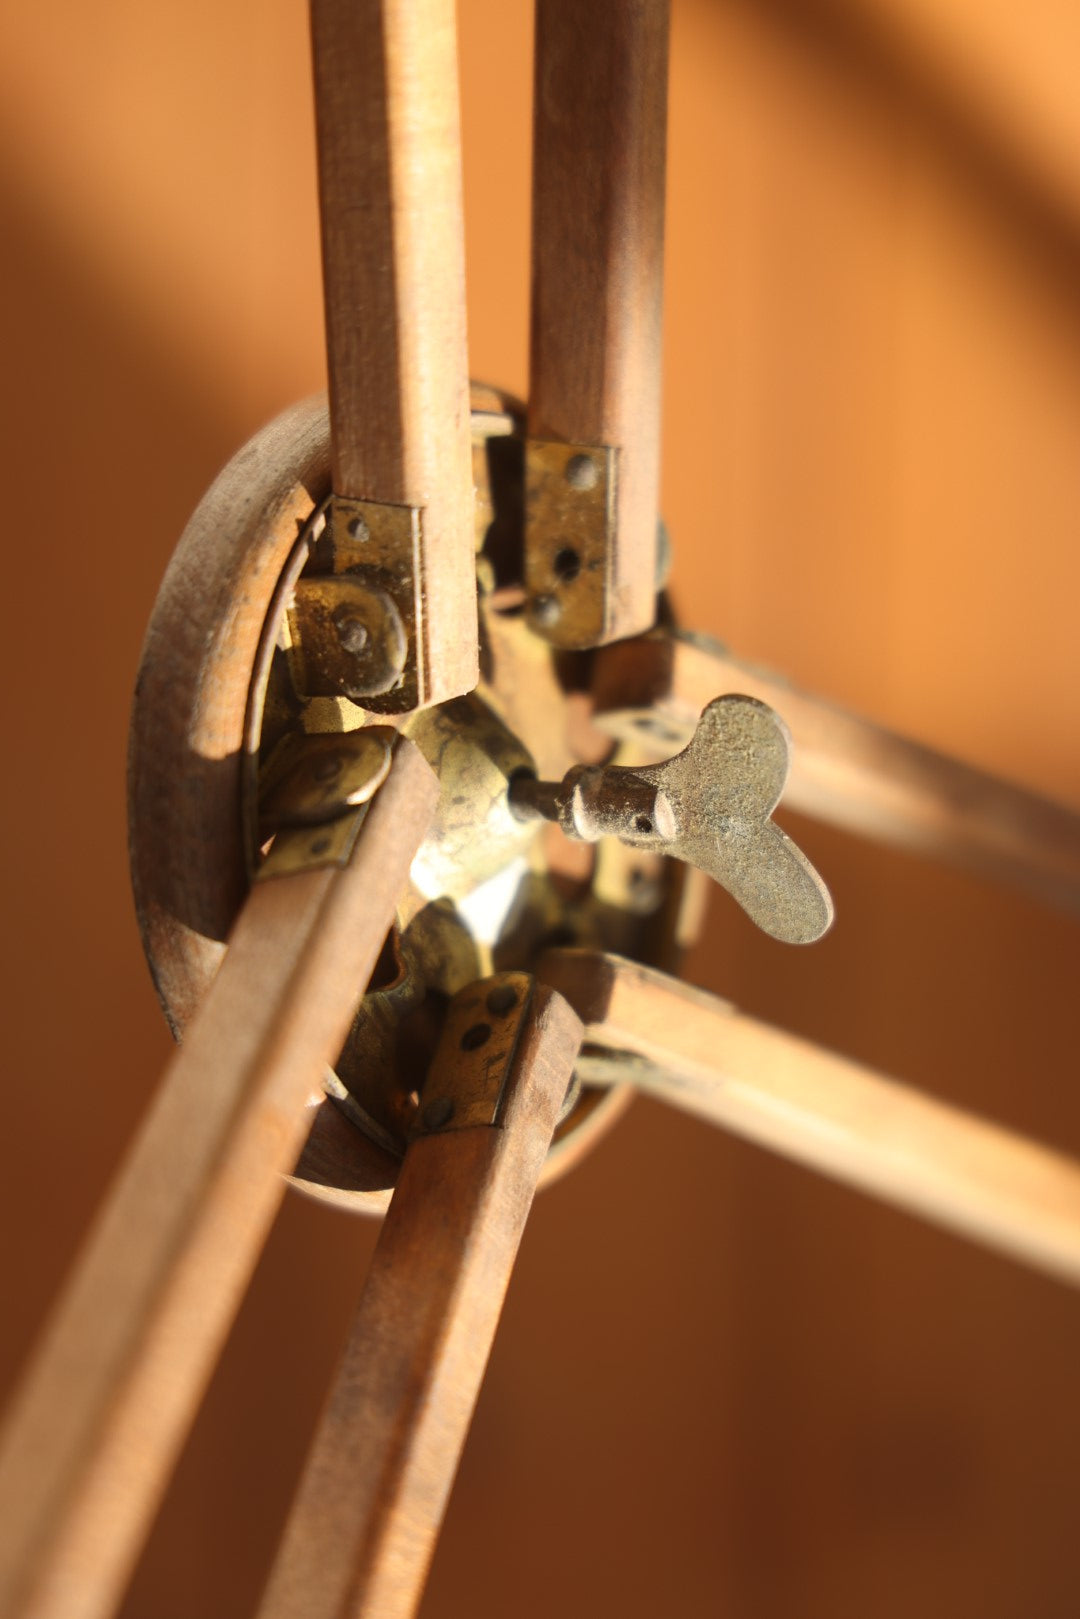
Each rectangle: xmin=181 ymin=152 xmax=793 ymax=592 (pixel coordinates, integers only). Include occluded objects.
xmin=257 ymin=987 xmax=583 ymax=1619
xmin=311 ymin=0 xmax=476 ymax=704
xmin=0 ymin=743 xmax=438 ymax=1619
xmin=129 ymin=396 xmax=334 ymax=1033
xmin=540 ymin=950 xmax=1080 ymax=1290
xmin=592 ymin=633 xmax=1080 ymax=918
xmin=528 ymin=0 xmax=670 ymax=644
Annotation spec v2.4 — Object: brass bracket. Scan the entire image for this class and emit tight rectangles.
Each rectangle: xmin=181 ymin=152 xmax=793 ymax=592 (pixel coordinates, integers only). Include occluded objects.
xmin=286 ymin=495 xmax=426 ymax=713
xmin=412 ymin=973 xmax=535 ymax=1136
xmin=256 ymin=728 xmax=397 ymax=880
xmin=524 ymin=439 xmax=618 ymax=649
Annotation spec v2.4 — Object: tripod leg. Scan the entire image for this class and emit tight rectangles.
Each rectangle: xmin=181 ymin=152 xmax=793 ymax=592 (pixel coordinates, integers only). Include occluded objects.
xmin=592 ymin=632 xmax=1080 ymax=918
xmin=257 ymin=979 xmax=583 ymax=1619
xmin=310 ymin=0 xmax=476 ymax=708
xmin=526 ymin=0 xmax=670 ymax=648
xmin=541 ymin=948 xmax=1080 ymax=1290
xmin=0 ymin=742 xmax=438 ymax=1619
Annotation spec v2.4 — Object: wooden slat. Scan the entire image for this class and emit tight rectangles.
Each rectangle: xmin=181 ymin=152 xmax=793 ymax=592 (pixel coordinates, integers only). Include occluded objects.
xmin=0 ymin=742 xmax=438 ymax=1619
xmin=257 ymin=987 xmax=583 ymax=1619
xmin=310 ymin=0 xmax=476 ymax=703
xmin=592 ymin=633 xmax=1080 ymax=917
xmin=540 ymin=950 xmax=1080 ymax=1290
xmin=527 ymin=0 xmax=670 ymax=645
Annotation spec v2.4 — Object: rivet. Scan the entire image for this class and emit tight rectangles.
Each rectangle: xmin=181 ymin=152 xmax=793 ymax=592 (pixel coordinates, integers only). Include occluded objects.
xmin=337 ymin=616 xmax=370 ymax=655
xmin=485 ymin=984 xmax=518 ymax=1016
xmin=565 ymin=453 xmax=598 ymax=491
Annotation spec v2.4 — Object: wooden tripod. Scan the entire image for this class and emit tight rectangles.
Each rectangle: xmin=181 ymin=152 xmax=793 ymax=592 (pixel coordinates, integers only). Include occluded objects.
xmin=2 ymin=4 xmax=1080 ymax=1617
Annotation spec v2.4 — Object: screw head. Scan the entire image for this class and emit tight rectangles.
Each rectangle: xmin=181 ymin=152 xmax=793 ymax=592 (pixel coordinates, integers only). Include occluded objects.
xmin=337 ymin=616 xmax=370 ymax=655
xmin=565 ymin=453 xmax=599 ymax=491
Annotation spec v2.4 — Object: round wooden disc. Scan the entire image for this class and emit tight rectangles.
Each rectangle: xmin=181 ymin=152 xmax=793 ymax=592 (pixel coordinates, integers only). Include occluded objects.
xmin=129 ymin=389 xmax=632 ymax=1213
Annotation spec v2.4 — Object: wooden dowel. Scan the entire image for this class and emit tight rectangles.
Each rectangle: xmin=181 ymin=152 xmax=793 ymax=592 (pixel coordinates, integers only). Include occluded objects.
xmin=526 ymin=0 xmax=670 ymax=647
xmin=0 ymin=743 xmax=438 ymax=1619
xmin=310 ymin=0 xmax=476 ymax=704
xmin=591 ymin=633 xmax=1080 ymax=917
xmin=541 ymin=949 xmax=1080 ymax=1289
xmin=257 ymin=987 xmax=583 ymax=1619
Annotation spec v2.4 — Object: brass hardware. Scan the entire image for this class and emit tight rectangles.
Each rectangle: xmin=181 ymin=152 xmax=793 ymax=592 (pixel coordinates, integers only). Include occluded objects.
xmin=303 ymin=494 xmax=426 ymax=711
xmin=259 ymin=730 xmax=395 ymax=829
xmin=288 ymin=576 xmax=408 ymax=699
xmin=509 ymin=695 xmax=834 ymax=945
xmin=257 ymin=727 xmax=399 ymax=880
xmin=413 ymin=973 xmax=535 ymax=1136
xmin=524 ymin=439 xmax=617 ymax=648
xmin=402 ymin=695 xmax=540 ymax=902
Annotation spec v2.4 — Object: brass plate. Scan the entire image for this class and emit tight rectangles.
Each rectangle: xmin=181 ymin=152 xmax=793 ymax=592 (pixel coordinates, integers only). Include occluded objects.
xmin=524 ymin=439 xmax=617 ymax=649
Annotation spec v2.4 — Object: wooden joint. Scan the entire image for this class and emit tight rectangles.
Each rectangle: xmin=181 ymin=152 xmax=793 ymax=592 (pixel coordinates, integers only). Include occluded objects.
xmin=523 ymin=439 xmax=618 ymax=647
xmin=412 ymin=973 xmax=536 ymax=1136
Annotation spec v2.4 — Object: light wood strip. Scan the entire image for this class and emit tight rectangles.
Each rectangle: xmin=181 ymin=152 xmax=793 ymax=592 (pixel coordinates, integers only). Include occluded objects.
xmin=257 ymin=988 xmax=583 ymax=1619
xmin=592 ymin=633 xmax=1080 ymax=917
xmin=528 ymin=0 xmax=670 ymax=645
xmin=540 ymin=949 xmax=1080 ymax=1289
xmin=0 ymin=743 xmax=438 ymax=1619
xmin=310 ymin=0 xmax=476 ymax=703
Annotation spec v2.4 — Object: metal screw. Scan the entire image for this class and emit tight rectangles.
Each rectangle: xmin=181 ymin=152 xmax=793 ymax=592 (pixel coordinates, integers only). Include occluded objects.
xmin=347 ymin=515 xmax=370 ymax=541
xmin=337 ymin=616 xmax=370 ymax=655
xmin=565 ymin=453 xmax=598 ymax=491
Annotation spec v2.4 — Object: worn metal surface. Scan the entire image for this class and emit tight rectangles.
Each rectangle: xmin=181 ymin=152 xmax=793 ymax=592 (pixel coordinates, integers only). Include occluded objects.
xmin=288 ymin=574 xmax=408 ymax=699
xmin=259 ymin=729 xmax=394 ymax=830
xmin=312 ymin=493 xmax=427 ymax=711
xmin=402 ymin=695 xmax=539 ymax=902
xmin=413 ymin=973 xmax=535 ymax=1135
xmin=511 ymin=695 xmax=834 ymax=944
xmin=257 ymin=728 xmax=401 ymax=881
xmin=523 ymin=438 xmax=617 ymax=647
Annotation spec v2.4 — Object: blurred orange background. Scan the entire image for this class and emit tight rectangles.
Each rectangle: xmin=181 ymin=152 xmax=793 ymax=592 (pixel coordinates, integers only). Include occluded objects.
xmin=2 ymin=1 xmax=1079 ymax=1614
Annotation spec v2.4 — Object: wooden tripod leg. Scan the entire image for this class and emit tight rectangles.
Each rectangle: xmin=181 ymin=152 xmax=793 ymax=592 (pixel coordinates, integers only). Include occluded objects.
xmin=526 ymin=0 xmax=670 ymax=648
xmin=310 ymin=0 xmax=476 ymax=708
xmin=0 ymin=743 xmax=438 ymax=1619
xmin=257 ymin=982 xmax=583 ymax=1619
xmin=540 ymin=949 xmax=1080 ymax=1290
xmin=591 ymin=633 xmax=1080 ymax=917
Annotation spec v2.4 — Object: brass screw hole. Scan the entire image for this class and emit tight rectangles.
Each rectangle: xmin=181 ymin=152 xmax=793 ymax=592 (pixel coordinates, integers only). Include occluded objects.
xmin=553 ymin=547 xmax=581 ymax=583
